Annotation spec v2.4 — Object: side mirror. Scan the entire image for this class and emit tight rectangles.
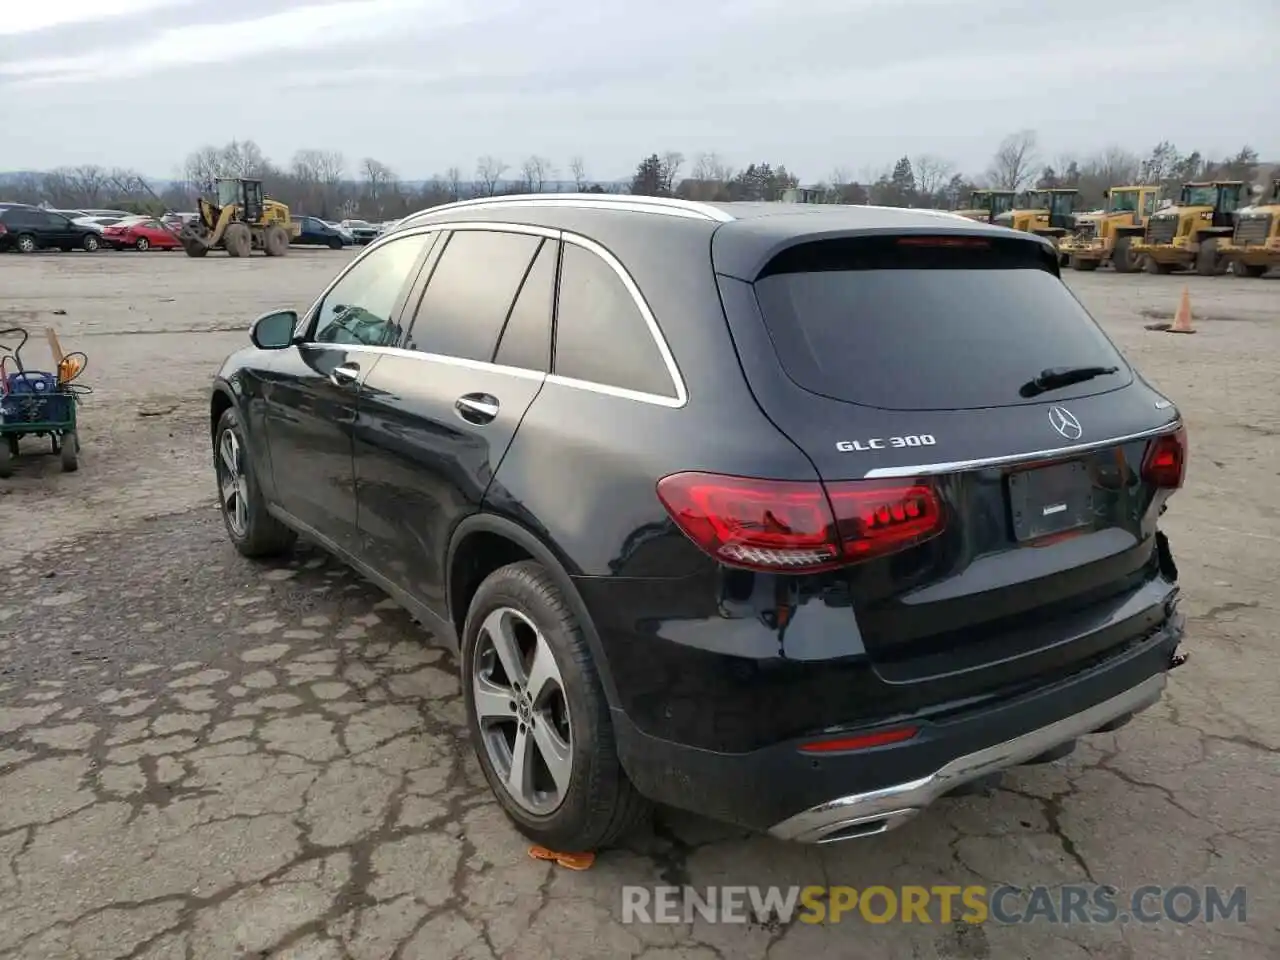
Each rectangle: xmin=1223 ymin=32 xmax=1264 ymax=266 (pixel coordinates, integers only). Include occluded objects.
xmin=250 ymin=309 xmax=299 ymax=350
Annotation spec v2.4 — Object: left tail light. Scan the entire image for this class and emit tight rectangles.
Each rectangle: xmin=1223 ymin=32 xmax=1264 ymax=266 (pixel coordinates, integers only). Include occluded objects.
xmin=655 ymin=472 xmax=945 ymax=574
xmin=1141 ymin=425 xmax=1187 ymax=489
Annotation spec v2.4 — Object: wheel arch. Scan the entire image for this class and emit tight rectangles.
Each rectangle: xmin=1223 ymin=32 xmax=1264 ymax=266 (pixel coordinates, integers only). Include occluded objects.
xmin=209 ymin=381 xmax=238 ymax=444
xmin=447 ymin=513 xmax=620 ymax=708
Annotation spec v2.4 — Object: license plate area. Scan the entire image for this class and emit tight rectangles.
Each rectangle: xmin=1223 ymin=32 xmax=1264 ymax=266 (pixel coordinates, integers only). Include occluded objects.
xmin=1007 ymin=460 xmax=1093 ymax=541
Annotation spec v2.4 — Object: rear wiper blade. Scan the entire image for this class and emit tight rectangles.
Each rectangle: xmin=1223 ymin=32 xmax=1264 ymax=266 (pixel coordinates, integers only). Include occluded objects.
xmin=1019 ymin=365 xmax=1119 ymax=398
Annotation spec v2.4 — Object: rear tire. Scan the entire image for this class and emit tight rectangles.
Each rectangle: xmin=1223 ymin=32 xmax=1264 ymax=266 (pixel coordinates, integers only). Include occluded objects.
xmin=1144 ymin=255 xmax=1175 ymax=275
xmin=263 ymin=225 xmax=289 ymax=257
xmin=0 ymin=441 xmax=12 ymax=478
xmin=462 ymin=560 xmax=651 ymax=851
xmin=59 ymin=432 xmax=78 ymax=473
xmin=1231 ymin=260 xmax=1267 ymax=278
xmin=82 ymin=234 xmax=100 ymax=252
xmin=328 ymin=237 xmax=343 ymax=250
xmin=15 ymin=234 xmax=36 ymax=254
xmin=1195 ymin=237 xmax=1224 ymax=276
xmin=213 ymin=407 xmax=296 ymax=557
xmin=1070 ymin=257 xmax=1098 ymax=272
xmin=1112 ymin=236 xmax=1136 ymax=273
xmin=224 ymin=223 xmax=253 ymax=258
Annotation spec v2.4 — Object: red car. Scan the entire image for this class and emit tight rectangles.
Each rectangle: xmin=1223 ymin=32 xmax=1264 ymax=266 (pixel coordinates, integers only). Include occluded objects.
xmin=102 ymin=217 xmax=183 ymax=251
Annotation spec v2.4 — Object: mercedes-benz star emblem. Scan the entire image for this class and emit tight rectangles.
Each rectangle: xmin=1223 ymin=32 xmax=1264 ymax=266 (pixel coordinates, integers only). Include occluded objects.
xmin=1048 ymin=406 xmax=1083 ymax=441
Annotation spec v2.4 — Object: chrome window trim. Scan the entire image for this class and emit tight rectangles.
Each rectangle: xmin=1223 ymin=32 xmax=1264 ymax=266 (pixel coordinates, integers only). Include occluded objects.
xmin=862 ymin=420 xmax=1181 ymax=479
xmin=292 ymin=220 xmax=688 ymax=409
xmin=395 ymin=193 xmax=735 ymax=226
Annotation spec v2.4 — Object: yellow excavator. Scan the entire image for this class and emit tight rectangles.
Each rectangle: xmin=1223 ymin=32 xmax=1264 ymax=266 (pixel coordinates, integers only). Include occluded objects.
xmin=953 ymin=189 xmax=1017 ymax=223
xmin=1130 ymin=180 xmax=1244 ymax=275
xmin=1219 ymin=178 xmax=1280 ymax=279
xmin=1060 ymin=185 xmax=1161 ymax=273
xmin=179 ymin=178 xmax=299 ymax=258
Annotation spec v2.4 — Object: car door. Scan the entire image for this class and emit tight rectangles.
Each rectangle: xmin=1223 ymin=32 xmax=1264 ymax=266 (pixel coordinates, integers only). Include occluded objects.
xmin=354 ymin=225 xmax=557 ymax=617
xmin=41 ymin=212 xmax=77 ymax=247
xmin=262 ymin=231 xmax=437 ymax=555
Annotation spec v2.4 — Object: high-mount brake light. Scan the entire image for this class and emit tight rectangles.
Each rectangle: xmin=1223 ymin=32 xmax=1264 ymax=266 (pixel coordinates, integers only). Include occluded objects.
xmin=1141 ymin=426 xmax=1187 ymax=489
xmin=655 ymin=473 xmax=945 ymax=574
xmin=895 ymin=236 xmax=990 ymax=248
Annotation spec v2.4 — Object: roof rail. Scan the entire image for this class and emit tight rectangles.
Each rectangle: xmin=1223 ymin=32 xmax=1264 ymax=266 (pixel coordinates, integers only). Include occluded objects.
xmin=396 ymin=192 xmax=735 ymax=226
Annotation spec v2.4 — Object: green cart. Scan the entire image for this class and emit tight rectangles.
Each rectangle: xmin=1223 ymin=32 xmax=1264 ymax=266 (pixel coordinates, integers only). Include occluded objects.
xmin=0 ymin=328 xmax=85 ymax=478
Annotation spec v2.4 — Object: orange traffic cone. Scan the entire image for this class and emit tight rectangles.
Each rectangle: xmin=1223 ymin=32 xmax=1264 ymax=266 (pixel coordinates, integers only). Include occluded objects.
xmin=1168 ymin=286 xmax=1196 ymax=334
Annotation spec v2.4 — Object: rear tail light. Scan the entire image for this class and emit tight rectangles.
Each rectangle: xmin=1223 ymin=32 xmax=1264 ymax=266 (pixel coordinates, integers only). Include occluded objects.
xmin=1141 ymin=426 xmax=1187 ymax=489
xmin=655 ymin=472 xmax=945 ymax=574
xmin=0 ymin=224 xmax=7 ymax=235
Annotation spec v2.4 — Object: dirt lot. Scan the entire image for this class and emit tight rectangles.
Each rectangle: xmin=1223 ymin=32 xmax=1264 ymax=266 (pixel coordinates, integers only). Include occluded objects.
xmin=0 ymin=250 xmax=1277 ymax=960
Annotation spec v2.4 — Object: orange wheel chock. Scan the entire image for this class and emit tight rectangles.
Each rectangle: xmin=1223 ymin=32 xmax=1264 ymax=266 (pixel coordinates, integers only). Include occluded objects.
xmin=528 ymin=845 xmax=596 ymax=871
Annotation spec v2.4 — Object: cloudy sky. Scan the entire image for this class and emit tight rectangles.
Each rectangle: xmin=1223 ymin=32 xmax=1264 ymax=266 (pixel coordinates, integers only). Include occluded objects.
xmin=2 ymin=0 xmax=1276 ymax=183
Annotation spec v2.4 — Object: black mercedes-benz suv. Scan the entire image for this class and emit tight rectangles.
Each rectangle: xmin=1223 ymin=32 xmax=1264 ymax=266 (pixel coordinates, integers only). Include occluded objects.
xmin=210 ymin=194 xmax=1187 ymax=851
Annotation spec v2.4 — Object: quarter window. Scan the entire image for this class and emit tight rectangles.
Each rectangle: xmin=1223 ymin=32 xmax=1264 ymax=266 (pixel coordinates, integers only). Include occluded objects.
xmin=312 ymin=233 xmax=431 ymax=347
xmin=405 ymin=230 xmax=542 ymax=362
xmin=552 ymin=242 xmax=675 ymax=398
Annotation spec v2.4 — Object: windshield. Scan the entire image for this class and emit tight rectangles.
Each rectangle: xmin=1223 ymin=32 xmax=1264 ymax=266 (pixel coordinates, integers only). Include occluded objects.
xmin=752 ymin=235 xmax=1129 ymax=411
xmin=1024 ymin=191 xmax=1049 ymax=210
xmin=1108 ymin=190 xmax=1138 ymax=213
xmin=1180 ymin=186 xmax=1217 ymax=206
xmin=216 ymin=180 xmax=240 ymax=207
xmin=991 ymin=193 xmax=1015 ymax=215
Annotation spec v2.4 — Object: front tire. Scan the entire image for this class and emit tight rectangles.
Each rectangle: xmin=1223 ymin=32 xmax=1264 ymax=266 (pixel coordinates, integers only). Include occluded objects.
xmin=59 ymin=432 xmax=79 ymax=472
xmin=213 ymin=407 xmax=296 ymax=558
xmin=135 ymin=237 xmax=150 ymax=251
xmin=1112 ymin=236 xmax=1136 ymax=273
xmin=1195 ymin=237 xmax=1225 ymax=276
xmin=462 ymin=561 xmax=650 ymax=850
xmin=224 ymin=223 xmax=252 ymax=258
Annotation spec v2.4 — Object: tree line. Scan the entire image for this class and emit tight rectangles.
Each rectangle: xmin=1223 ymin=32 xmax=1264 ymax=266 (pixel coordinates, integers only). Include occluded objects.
xmin=1 ymin=130 xmax=1266 ymax=221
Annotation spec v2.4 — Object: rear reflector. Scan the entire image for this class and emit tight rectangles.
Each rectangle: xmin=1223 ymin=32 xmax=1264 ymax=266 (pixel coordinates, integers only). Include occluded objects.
xmin=799 ymin=725 xmax=919 ymax=754
xmin=655 ymin=472 xmax=945 ymax=573
xmin=1141 ymin=426 xmax=1187 ymax=489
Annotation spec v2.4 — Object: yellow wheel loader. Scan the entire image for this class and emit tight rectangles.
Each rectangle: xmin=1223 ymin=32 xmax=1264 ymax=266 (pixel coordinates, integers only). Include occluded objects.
xmin=1060 ymin=185 xmax=1161 ymax=273
xmin=993 ymin=188 xmax=1080 ymax=263
xmin=1129 ymin=180 xmax=1244 ymax=275
xmin=952 ymin=189 xmax=1016 ymax=223
xmin=179 ymin=178 xmax=299 ymax=258
xmin=1219 ymin=178 xmax=1280 ymax=279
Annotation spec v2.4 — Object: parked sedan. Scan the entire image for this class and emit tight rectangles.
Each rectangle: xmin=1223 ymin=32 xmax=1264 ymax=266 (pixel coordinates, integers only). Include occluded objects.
xmin=339 ymin=219 xmax=379 ymax=244
xmin=294 ymin=216 xmax=351 ymax=249
xmin=101 ymin=217 xmax=183 ymax=251
xmin=0 ymin=206 xmax=102 ymax=252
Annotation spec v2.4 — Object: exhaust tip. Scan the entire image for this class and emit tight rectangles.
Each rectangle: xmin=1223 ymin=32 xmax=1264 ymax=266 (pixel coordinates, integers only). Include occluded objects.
xmin=810 ymin=808 xmax=920 ymax=843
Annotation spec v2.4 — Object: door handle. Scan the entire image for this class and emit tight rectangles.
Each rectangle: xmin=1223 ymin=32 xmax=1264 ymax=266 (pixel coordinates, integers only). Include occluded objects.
xmin=330 ymin=362 xmax=360 ymax=387
xmin=455 ymin=393 xmax=499 ymax=424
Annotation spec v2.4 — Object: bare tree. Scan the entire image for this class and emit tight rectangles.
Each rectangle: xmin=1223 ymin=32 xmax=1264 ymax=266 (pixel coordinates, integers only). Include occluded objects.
xmin=445 ymin=166 xmax=464 ymax=201
xmin=519 ymin=155 xmax=554 ymax=193
xmin=691 ymin=152 xmax=733 ymax=183
xmin=986 ymin=130 xmax=1040 ymax=191
xmin=912 ymin=154 xmax=955 ymax=198
xmin=659 ymin=151 xmax=685 ymax=194
xmin=569 ymin=156 xmax=588 ymax=191
xmin=475 ymin=156 xmax=507 ymax=197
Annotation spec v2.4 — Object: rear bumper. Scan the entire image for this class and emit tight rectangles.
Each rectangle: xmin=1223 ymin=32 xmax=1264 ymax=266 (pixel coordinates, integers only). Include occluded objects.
xmin=611 ymin=604 xmax=1184 ymax=837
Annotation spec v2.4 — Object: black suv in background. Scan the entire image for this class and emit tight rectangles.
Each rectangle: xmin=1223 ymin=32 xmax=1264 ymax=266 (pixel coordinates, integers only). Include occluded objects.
xmin=210 ymin=195 xmax=1187 ymax=851
xmin=0 ymin=206 xmax=102 ymax=252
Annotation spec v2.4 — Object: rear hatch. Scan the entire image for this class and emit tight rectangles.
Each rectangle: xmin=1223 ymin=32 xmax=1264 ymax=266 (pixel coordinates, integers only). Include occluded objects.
xmin=713 ymin=228 xmax=1184 ymax=692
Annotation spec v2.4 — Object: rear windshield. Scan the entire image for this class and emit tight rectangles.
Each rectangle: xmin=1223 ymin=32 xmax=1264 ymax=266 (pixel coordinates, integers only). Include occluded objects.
xmin=752 ymin=235 xmax=1130 ymax=411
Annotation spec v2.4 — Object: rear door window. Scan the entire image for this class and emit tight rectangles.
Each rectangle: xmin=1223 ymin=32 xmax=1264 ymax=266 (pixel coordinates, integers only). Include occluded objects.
xmin=405 ymin=229 xmax=542 ymax=362
xmin=751 ymin=235 xmax=1130 ymax=411
xmin=493 ymin=239 xmax=556 ymax=372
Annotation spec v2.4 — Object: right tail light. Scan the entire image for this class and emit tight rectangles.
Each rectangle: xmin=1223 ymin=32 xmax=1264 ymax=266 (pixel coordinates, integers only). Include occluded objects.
xmin=1141 ymin=426 xmax=1187 ymax=489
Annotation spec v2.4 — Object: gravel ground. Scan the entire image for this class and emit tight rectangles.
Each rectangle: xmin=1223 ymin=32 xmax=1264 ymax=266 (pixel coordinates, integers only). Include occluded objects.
xmin=0 ymin=249 xmax=1277 ymax=959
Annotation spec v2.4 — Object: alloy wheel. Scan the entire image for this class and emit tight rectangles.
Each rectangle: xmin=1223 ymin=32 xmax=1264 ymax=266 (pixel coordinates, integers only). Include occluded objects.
xmin=17 ymin=235 xmax=34 ymax=253
xmin=472 ymin=606 xmax=573 ymax=815
xmin=216 ymin=429 xmax=249 ymax=537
